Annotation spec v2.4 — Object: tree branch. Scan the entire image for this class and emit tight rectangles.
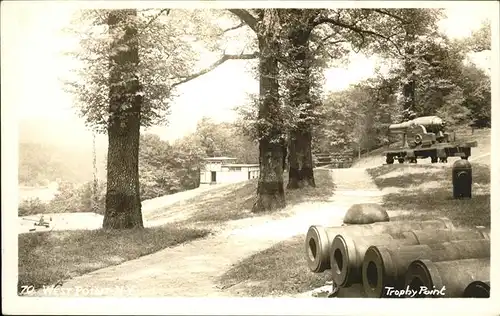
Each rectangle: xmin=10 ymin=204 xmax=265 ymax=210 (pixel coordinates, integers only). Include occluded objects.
xmin=306 ymin=9 xmax=324 ymax=29
xmin=312 ymin=17 xmax=404 ymax=56
xmin=172 ymin=52 xmax=259 ymax=87
xmin=313 ymin=33 xmax=348 ymax=56
xmin=254 ymin=9 xmax=265 ymax=21
xmin=372 ymin=9 xmax=408 ymax=23
xmin=352 ymin=34 xmax=365 ymax=53
xmin=228 ymin=9 xmax=259 ymax=33
xmin=219 ymin=22 xmax=246 ymax=35
xmin=139 ymin=9 xmax=170 ymax=35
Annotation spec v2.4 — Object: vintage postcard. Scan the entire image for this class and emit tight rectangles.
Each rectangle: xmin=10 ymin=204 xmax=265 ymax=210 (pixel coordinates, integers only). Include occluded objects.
xmin=2 ymin=0 xmax=499 ymax=315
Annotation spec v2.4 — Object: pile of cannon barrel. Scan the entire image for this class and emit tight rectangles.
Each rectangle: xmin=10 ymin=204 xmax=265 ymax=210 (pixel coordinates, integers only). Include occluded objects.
xmin=305 ymin=217 xmax=490 ymax=298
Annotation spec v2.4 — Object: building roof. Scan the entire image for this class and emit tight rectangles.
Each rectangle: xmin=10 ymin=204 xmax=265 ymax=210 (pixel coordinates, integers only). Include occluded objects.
xmin=203 ymin=157 xmax=237 ymax=161
xmin=222 ymin=163 xmax=260 ymax=167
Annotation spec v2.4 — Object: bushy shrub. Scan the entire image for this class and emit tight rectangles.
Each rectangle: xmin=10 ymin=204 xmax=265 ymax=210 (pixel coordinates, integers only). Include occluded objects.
xmin=139 ymin=167 xmax=201 ymax=201
xmin=48 ymin=180 xmax=106 ymax=215
xmin=18 ymin=197 xmax=48 ymax=216
xmin=18 ymin=174 xmax=201 ymax=215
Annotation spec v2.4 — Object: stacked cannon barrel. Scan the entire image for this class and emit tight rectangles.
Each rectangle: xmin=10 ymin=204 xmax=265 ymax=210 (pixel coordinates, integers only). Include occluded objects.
xmin=304 ymin=217 xmax=490 ymax=298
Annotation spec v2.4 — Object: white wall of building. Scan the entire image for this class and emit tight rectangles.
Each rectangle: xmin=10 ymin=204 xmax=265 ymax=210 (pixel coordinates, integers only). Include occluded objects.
xmin=200 ymin=165 xmax=259 ymax=186
xmin=203 ymin=161 xmax=229 ymax=172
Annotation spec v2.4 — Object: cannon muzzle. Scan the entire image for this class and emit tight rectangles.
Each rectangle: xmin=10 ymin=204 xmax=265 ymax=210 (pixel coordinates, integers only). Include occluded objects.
xmin=388 ymin=121 xmax=412 ymax=134
xmin=388 ymin=116 xmax=445 ymax=134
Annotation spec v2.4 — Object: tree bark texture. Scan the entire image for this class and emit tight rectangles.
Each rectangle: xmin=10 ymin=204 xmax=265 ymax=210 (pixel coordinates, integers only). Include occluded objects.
xmin=103 ymin=9 xmax=144 ymax=229
xmin=252 ymin=10 xmax=286 ymax=213
xmin=403 ymin=24 xmax=417 ymax=120
xmin=403 ymin=54 xmax=417 ymax=118
xmin=285 ymin=25 xmax=315 ymax=189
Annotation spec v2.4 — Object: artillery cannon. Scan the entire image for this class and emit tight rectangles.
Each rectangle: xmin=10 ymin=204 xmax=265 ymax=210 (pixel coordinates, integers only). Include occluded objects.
xmin=388 ymin=116 xmax=449 ymax=148
xmin=383 ymin=116 xmax=477 ymax=164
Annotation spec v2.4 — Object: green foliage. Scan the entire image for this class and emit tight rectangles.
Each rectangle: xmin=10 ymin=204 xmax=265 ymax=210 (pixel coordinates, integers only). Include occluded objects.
xmin=314 ymin=73 xmax=400 ymax=154
xmin=192 ymin=117 xmax=259 ymax=163
xmin=365 ymin=9 xmax=445 ymax=58
xmin=311 ymin=9 xmax=444 ymax=59
xmin=138 ymin=120 xmax=259 ymax=201
xmin=18 ymin=118 xmax=259 ymax=213
xmin=384 ymin=32 xmax=491 ymax=127
xmin=234 ymin=94 xmax=261 ymax=141
xmin=51 ymin=181 xmax=106 ymax=214
xmin=63 ymin=9 xmax=225 ymax=133
xmin=337 ymin=19 xmax=492 ymax=131
xmin=464 ymin=20 xmax=491 ymax=52
xmin=457 ymin=64 xmax=491 ymax=127
xmin=237 ymin=8 xmax=448 ymax=155
xmin=235 ymin=92 xmax=302 ymax=145
xmin=139 ymin=133 xmax=204 ymax=200
xmin=19 ymin=181 xmax=106 ymax=216
xmin=365 ymin=10 xmax=491 ymax=128
xmin=18 ymin=198 xmax=48 ymax=216
xmin=416 ymin=37 xmax=471 ymax=124
xmin=435 ymin=87 xmax=471 ymax=126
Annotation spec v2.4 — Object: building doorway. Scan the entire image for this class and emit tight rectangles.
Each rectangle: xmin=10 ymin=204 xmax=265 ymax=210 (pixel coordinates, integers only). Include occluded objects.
xmin=211 ymin=171 xmax=217 ymax=183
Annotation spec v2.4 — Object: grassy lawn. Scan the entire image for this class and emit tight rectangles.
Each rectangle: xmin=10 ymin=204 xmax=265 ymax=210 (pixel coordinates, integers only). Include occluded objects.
xmin=218 ymin=235 xmax=331 ymax=297
xmin=366 ymin=163 xmax=491 ymax=228
xmin=18 ymin=225 xmax=210 ymax=294
xmin=174 ymin=169 xmax=335 ymax=224
xmin=18 ymin=170 xmax=334 ymax=295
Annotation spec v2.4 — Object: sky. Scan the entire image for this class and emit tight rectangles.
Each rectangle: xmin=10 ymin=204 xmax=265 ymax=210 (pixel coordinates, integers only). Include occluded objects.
xmin=2 ymin=1 xmax=495 ymax=146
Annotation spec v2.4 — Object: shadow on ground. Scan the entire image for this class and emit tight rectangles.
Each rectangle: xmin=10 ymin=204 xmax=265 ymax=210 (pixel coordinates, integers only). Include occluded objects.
xmin=173 ymin=169 xmax=336 ymax=224
xmin=18 ymin=225 xmax=210 ymax=293
xmin=367 ymin=163 xmax=491 ymax=228
xmin=218 ymin=234 xmax=332 ymax=297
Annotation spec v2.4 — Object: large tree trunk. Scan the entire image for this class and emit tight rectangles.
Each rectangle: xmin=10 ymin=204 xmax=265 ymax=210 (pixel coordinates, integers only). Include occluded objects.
xmin=403 ymin=22 xmax=417 ymax=120
xmin=403 ymin=55 xmax=416 ymax=119
xmin=252 ymin=11 xmax=286 ymax=213
xmin=288 ymin=129 xmax=314 ymax=188
xmin=103 ymin=9 xmax=144 ymax=229
xmin=286 ymin=26 xmax=315 ymax=189
xmin=254 ymin=137 xmax=286 ymax=212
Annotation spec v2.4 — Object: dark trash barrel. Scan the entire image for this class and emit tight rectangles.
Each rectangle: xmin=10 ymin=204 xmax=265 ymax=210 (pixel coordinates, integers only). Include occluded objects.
xmin=452 ymin=159 xmax=472 ymax=199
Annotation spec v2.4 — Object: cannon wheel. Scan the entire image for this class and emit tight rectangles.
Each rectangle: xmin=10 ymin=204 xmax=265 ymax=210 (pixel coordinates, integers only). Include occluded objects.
xmin=431 ymin=156 xmax=438 ymax=163
xmin=386 ymin=156 xmax=395 ymax=164
xmin=409 ymin=158 xmax=417 ymax=164
xmin=398 ymin=158 xmax=405 ymax=164
xmin=439 ymin=157 xmax=448 ymax=163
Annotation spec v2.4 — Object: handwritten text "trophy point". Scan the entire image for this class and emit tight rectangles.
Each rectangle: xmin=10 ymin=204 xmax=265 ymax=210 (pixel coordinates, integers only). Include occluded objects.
xmin=385 ymin=285 xmax=446 ymax=298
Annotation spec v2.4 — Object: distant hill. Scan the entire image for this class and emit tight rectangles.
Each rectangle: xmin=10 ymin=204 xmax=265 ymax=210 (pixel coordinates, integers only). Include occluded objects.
xmin=18 ymin=141 xmax=107 ymax=186
xmin=18 ymin=118 xmax=107 ymax=186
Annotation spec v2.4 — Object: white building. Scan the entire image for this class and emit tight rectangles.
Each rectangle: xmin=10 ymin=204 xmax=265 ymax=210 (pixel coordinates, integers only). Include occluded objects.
xmin=199 ymin=157 xmax=260 ymax=187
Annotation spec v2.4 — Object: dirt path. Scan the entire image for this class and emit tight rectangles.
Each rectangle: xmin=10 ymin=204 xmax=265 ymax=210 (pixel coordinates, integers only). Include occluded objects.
xmin=35 ymin=168 xmax=385 ymax=297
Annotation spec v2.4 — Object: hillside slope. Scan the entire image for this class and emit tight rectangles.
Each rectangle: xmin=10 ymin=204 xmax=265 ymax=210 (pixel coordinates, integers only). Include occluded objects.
xmin=19 ymin=142 xmax=108 ymax=186
xmin=18 ymin=118 xmax=108 ymax=186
